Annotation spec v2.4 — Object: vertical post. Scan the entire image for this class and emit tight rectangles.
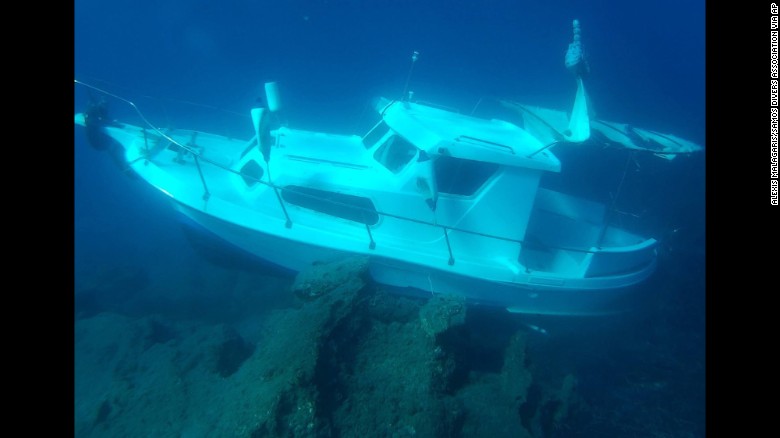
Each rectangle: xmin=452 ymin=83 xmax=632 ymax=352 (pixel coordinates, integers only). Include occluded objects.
xmin=596 ymin=151 xmax=634 ymax=248
xmin=443 ymin=227 xmax=455 ymax=266
xmin=193 ymin=154 xmax=211 ymax=201
xmin=365 ymin=223 xmax=376 ymax=250
xmin=273 ymin=186 xmax=293 ymax=228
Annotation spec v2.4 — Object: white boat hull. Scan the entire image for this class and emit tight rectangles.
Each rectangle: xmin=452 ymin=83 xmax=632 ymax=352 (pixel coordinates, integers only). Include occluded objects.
xmin=174 ymin=200 xmax=655 ymax=316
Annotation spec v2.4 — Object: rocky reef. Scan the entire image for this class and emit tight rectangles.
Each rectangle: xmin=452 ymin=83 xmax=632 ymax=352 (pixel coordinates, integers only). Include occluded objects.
xmin=75 ymin=256 xmax=579 ymax=437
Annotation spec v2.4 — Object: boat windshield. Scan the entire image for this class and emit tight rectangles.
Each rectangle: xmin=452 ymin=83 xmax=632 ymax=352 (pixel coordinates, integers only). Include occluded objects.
xmin=374 ymin=135 xmax=418 ymax=173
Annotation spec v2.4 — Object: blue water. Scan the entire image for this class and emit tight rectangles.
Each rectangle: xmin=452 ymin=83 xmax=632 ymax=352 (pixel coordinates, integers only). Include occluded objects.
xmin=75 ymin=1 xmax=705 ymax=436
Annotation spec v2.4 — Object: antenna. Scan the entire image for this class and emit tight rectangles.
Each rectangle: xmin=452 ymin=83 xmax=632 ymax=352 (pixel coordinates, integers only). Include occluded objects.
xmin=401 ymin=50 xmax=420 ymax=101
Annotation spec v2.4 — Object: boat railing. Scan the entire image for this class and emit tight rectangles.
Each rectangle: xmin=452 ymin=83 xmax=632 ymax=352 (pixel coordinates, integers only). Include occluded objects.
xmin=76 ymin=80 xmax=647 ymax=270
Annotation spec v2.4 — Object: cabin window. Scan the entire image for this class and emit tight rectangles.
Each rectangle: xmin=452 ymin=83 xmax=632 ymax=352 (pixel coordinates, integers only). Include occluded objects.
xmin=435 ymin=156 xmax=499 ymax=196
xmin=362 ymin=120 xmax=390 ymax=149
xmin=281 ymin=186 xmax=379 ymax=225
xmin=374 ymin=135 xmax=418 ymax=173
xmin=240 ymin=160 xmax=264 ymax=187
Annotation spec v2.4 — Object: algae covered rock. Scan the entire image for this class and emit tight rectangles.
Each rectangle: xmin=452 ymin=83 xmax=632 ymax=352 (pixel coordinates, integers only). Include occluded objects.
xmin=76 ymin=255 xmax=583 ymax=438
xmin=419 ymin=293 xmax=467 ymax=337
xmin=291 ymin=256 xmax=370 ymax=301
xmin=207 ymin=325 xmax=255 ymax=378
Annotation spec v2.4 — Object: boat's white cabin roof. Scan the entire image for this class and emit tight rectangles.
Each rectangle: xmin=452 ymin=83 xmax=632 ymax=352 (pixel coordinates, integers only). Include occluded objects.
xmin=377 ymin=97 xmax=561 ymax=172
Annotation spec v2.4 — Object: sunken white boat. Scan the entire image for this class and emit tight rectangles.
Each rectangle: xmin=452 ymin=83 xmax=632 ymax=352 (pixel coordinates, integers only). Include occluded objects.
xmin=74 ymin=21 xmax=701 ymax=315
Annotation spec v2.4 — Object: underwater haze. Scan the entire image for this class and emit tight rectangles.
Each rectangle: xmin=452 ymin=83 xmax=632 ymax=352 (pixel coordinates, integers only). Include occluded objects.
xmin=75 ymin=1 xmax=705 ymax=437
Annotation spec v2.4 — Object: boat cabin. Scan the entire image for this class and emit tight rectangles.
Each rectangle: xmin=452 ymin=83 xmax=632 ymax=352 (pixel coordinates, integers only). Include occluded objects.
xmin=233 ymin=97 xmax=566 ymax=271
